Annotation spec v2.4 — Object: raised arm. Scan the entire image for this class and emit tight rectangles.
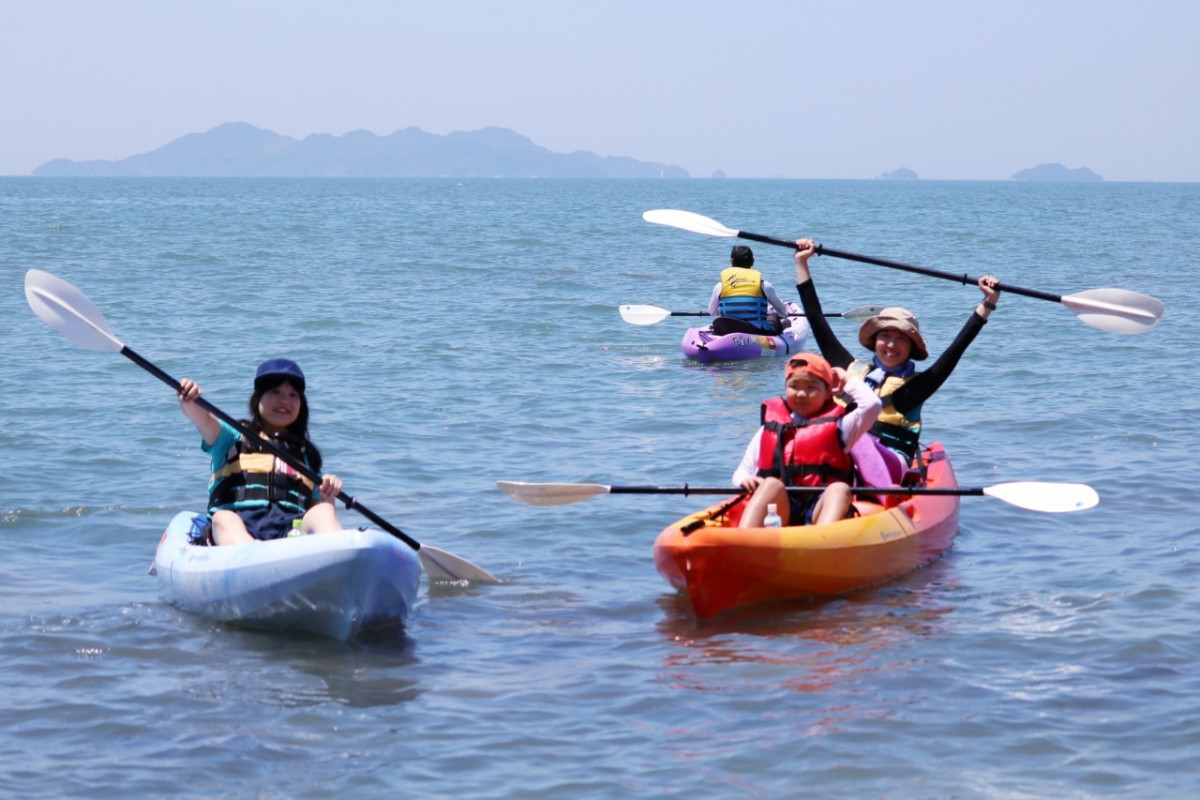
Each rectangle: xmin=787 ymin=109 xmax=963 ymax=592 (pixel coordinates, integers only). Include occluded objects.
xmin=836 ymin=372 xmax=883 ymax=450
xmin=794 ymin=239 xmax=854 ymax=368
xmin=889 ymin=276 xmax=1001 ymax=413
xmin=177 ymin=378 xmax=223 ymax=447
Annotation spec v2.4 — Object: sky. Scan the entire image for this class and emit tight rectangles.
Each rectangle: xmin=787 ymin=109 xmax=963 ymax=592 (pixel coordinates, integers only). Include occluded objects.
xmin=2 ymin=0 xmax=1197 ymax=180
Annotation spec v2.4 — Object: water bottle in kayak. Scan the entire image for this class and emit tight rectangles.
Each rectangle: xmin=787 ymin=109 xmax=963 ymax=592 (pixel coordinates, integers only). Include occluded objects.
xmin=763 ymin=503 xmax=782 ymax=528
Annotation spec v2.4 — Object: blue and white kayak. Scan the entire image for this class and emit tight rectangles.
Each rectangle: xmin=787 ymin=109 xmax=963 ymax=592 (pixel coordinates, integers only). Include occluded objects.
xmin=153 ymin=511 xmax=422 ymax=640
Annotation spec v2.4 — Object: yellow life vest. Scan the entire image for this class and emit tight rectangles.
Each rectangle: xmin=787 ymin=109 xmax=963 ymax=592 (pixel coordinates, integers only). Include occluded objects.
xmin=845 ymin=360 xmax=922 ymax=458
xmin=718 ymin=267 xmax=769 ymax=325
xmin=719 ymin=266 xmax=763 ymax=297
xmin=208 ymin=435 xmax=317 ymax=515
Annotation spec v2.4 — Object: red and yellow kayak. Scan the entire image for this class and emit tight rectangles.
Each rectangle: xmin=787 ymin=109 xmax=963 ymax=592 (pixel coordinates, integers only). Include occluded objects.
xmin=653 ymin=443 xmax=959 ymax=619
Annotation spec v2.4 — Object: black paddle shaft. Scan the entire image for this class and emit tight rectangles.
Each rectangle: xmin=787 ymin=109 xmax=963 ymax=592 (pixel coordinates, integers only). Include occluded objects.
xmin=669 ymin=311 xmax=844 ymax=319
xmin=608 ymin=484 xmax=986 ymax=498
xmin=119 ymin=345 xmax=421 ymax=550
xmin=733 ymin=230 xmax=1063 ymax=303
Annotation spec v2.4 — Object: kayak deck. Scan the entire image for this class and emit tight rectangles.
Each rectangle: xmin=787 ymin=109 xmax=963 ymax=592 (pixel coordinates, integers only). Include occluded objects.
xmin=154 ymin=511 xmax=422 ymax=640
xmin=653 ymin=443 xmax=959 ymax=619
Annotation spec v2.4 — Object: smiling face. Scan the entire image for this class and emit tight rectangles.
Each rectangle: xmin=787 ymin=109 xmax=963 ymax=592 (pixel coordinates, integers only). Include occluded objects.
xmin=256 ymin=380 xmax=302 ymax=433
xmin=785 ymin=372 xmax=832 ymax=417
xmin=873 ymin=328 xmax=914 ymax=369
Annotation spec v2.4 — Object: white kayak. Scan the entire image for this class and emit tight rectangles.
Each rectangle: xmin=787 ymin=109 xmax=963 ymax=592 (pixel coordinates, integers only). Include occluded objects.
xmin=153 ymin=511 xmax=422 ymax=640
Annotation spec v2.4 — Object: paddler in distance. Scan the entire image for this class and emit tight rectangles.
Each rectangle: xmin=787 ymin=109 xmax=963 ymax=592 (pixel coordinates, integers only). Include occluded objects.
xmin=708 ymin=245 xmax=793 ymax=334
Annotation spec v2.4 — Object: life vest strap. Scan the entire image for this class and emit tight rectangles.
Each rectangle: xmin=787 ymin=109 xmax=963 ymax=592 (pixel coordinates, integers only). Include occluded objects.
xmin=757 ymin=463 xmax=855 ymax=485
xmin=208 ymin=480 xmax=309 ymax=515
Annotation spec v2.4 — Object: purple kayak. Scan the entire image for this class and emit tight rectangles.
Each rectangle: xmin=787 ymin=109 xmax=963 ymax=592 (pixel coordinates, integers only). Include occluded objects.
xmin=681 ymin=305 xmax=810 ymax=364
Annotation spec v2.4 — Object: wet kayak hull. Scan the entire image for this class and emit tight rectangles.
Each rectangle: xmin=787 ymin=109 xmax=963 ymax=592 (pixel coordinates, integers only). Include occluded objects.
xmin=153 ymin=511 xmax=421 ymax=640
xmin=653 ymin=444 xmax=959 ymax=618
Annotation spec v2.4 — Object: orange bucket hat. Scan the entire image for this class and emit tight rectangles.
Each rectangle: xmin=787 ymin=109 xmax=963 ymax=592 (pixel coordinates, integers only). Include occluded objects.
xmin=857 ymin=307 xmax=929 ymax=361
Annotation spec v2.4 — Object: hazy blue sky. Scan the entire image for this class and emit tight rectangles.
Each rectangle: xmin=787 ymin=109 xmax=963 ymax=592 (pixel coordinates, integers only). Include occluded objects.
xmin=3 ymin=1 xmax=1197 ymax=180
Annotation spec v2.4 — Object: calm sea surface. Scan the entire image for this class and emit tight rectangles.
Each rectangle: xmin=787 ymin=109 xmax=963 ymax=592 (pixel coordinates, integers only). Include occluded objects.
xmin=1 ymin=177 xmax=1197 ymax=798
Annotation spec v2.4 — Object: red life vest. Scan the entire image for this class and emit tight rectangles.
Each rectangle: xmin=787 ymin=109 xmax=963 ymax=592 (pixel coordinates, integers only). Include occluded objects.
xmin=755 ymin=396 xmax=855 ymax=487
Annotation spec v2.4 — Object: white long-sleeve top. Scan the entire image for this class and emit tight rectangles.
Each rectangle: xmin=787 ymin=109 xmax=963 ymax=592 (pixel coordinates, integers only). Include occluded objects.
xmin=731 ymin=376 xmax=882 ymax=486
xmin=708 ymin=280 xmax=791 ymax=318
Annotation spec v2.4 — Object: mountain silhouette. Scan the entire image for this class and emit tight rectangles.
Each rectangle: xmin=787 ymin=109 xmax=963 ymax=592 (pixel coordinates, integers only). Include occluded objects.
xmin=33 ymin=122 xmax=690 ymax=178
xmin=1011 ymin=163 xmax=1102 ymax=182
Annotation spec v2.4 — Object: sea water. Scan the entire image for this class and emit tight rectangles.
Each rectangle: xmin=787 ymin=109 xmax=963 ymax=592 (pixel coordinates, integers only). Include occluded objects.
xmin=1 ymin=177 xmax=1197 ymax=798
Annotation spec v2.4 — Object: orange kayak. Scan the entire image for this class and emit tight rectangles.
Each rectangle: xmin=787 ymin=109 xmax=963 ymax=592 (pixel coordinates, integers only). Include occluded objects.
xmin=653 ymin=442 xmax=960 ymax=619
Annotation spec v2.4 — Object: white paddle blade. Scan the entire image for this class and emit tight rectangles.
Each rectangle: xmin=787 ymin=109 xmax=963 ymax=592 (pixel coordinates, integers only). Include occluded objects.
xmin=840 ymin=304 xmax=886 ymax=323
xmin=619 ymin=304 xmax=673 ymax=326
xmin=1061 ymin=288 xmax=1164 ymax=335
xmin=24 ymin=270 xmax=123 ymax=353
xmin=496 ymin=481 xmax=611 ymax=506
xmin=983 ymin=482 xmax=1099 ymax=513
xmin=642 ymin=209 xmax=738 ymax=238
xmin=420 ymin=546 xmax=501 ymax=584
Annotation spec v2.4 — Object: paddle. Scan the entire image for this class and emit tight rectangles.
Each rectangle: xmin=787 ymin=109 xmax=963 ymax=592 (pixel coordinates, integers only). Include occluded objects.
xmin=496 ymin=480 xmax=1099 ymax=514
xmin=618 ymin=303 xmax=884 ymax=326
xmin=24 ymin=269 xmax=500 ymax=584
xmin=642 ymin=209 xmax=1164 ymax=335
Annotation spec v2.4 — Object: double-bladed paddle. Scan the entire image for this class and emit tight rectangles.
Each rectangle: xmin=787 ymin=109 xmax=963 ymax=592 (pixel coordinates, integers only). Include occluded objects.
xmin=24 ymin=269 xmax=500 ymax=584
xmin=618 ymin=303 xmax=884 ymax=326
xmin=496 ymin=480 xmax=1099 ymax=514
xmin=642 ymin=209 xmax=1163 ymax=335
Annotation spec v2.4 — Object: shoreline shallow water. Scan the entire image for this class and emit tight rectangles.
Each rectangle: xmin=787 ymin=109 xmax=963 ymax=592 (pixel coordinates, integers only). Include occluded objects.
xmin=2 ymin=177 xmax=1196 ymax=798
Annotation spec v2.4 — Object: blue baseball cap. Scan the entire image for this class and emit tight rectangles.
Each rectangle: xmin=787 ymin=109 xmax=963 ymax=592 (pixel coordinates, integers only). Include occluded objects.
xmin=254 ymin=358 xmax=305 ymax=392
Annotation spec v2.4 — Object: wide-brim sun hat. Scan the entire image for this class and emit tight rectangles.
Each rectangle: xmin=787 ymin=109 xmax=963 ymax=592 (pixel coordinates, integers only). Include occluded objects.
xmin=254 ymin=357 xmax=306 ymax=392
xmin=858 ymin=307 xmax=928 ymax=361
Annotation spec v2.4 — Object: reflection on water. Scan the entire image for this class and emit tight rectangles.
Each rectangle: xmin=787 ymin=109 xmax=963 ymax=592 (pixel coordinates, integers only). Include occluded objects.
xmin=655 ymin=555 xmax=960 ymax=694
xmin=649 ymin=561 xmax=962 ymax=748
xmin=251 ymin=627 xmax=423 ymax=709
xmin=685 ymin=357 xmax=781 ymax=381
xmin=294 ymin=635 xmax=422 ymax=709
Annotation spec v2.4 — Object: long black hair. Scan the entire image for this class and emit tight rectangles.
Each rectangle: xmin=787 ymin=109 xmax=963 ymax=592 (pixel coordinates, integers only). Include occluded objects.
xmin=246 ymin=376 xmax=323 ymax=473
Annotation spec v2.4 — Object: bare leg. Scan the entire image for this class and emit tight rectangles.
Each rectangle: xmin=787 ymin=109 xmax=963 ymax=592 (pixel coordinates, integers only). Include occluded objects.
xmin=811 ymin=482 xmax=852 ymax=525
xmin=302 ymin=501 xmax=343 ymax=534
xmin=739 ymin=477 xmax=791 ymax=528
xmin=212 ymin=509 xmax=255 ymax=546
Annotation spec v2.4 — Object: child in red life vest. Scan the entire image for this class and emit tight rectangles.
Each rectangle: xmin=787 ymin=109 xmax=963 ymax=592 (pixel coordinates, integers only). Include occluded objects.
xmin=732 ymin=352 xmax=881 ymax=527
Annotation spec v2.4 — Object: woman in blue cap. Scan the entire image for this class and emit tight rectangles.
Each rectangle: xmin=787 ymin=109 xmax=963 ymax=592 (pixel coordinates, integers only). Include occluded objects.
xmin=177 ymin=358 xmax=343 ymax=546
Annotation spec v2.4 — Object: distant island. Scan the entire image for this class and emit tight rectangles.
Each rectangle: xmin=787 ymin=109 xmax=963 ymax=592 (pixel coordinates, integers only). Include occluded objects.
xmin=1011 ymin=163 xmax=1103 ymax=182
xmin=878 ymin=167 xmax=919 ymax=180
xmin=32 ymin=122 xmax=690 ymax=178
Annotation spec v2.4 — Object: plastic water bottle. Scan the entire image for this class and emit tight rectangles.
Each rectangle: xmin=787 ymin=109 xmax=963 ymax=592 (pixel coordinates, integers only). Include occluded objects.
xmin=763 ymin=503 xmax=782 ymax=528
